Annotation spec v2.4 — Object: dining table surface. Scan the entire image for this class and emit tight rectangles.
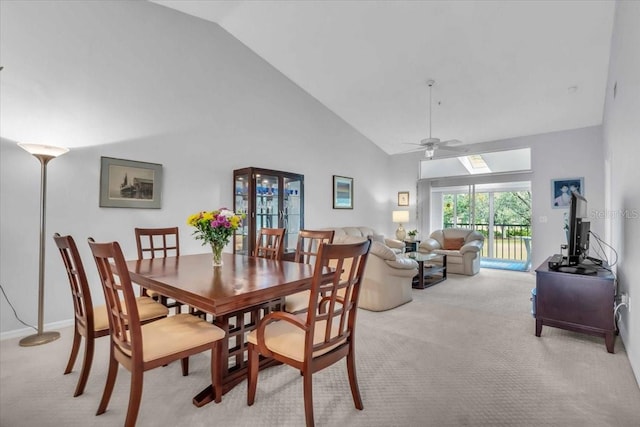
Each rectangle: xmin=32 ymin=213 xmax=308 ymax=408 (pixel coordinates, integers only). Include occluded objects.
xmin=125 ymin=252 xmax=318 ymax=317
xmin=124 ymin=251 xmax=326 ymax=407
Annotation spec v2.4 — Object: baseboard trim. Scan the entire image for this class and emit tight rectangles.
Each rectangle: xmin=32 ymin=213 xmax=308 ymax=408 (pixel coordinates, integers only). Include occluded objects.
xmin=1 ymin=318 xmax=74 ymax=341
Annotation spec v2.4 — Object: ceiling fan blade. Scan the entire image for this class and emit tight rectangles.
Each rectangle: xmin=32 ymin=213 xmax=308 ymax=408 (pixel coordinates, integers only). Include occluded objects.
xmin=440 ymin=139 xmax=465 ymax=146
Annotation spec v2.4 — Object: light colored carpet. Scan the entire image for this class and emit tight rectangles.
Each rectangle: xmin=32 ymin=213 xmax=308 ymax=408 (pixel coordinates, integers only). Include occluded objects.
xmin=1 ymin=269 xmax=639 ymax=426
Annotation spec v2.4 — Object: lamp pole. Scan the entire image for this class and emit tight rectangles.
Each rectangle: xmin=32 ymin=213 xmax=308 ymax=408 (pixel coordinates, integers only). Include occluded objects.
xmin=18 ymin=143 xmax=69 ymax=347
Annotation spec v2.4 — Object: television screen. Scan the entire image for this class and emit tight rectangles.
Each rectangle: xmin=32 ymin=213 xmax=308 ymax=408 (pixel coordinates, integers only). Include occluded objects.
xmin=567 ymin=191 xmax=589 ymax=266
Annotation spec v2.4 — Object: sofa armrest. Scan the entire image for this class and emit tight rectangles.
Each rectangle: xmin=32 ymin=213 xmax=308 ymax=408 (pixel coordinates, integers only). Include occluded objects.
xmin=419 ymin=238 xmax=441 ymax=252
xmin=385 ymin=257 xmax=419 ymax=270
xmin=460 ymin=240 xmax=483 ymax=255
xmin=384 ymin=238 xmax=405 ymax=250
xmin=370 ymin=241 xmax=397 ymax=261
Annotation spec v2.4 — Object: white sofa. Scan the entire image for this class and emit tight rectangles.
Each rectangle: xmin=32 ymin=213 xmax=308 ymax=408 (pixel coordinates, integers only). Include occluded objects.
xmin=418 ymin=228 xmax=484 ymax=276
xmin=324 ymin=226 xmax=418 ymax=312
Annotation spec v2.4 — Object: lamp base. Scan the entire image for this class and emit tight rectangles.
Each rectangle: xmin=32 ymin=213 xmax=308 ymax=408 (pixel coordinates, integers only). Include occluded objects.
xmin=395 ymin=225 xmax=406 ymax=241
xmin=19 ymin=331 xmax=60 ymax=347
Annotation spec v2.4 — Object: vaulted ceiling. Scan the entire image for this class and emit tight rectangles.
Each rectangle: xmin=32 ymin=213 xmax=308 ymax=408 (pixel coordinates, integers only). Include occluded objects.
xmin=152 ymin=0 xmax=615 ymax=155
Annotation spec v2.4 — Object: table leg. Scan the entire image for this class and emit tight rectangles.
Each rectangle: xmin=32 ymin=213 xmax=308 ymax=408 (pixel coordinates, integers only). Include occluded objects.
xmin=191 ymin=298 xmax=283 ymax=407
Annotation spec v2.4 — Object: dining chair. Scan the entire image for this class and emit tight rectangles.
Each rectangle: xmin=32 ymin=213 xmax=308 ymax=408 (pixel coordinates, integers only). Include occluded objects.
xmin=285 ymin=229 xmax=336 ymax=314
xmin=53 ymin=233 xmax=170 ymax=397
xmin=134 ymin=227 xmax=184 ymax=313
xmin=247 ymin=239 xmax=372 ymax=427
xmin=88 ymin=238 xmax=226 ymax=427
xmin=253 ymin=227 xmax=286 ymax=260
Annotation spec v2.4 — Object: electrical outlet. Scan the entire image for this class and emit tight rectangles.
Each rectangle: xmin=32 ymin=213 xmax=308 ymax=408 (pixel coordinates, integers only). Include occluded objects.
xmin=620 ymin=293 xmax=630 ymax=312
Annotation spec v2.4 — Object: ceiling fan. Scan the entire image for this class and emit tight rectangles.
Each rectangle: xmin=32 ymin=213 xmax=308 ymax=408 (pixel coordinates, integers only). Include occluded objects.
xmin=406 ymin=79 xmax=467 ymax=159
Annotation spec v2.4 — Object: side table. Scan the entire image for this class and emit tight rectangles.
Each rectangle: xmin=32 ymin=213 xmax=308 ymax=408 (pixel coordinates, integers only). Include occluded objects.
xmin=404 ymin=239 xmax=420 ymax=253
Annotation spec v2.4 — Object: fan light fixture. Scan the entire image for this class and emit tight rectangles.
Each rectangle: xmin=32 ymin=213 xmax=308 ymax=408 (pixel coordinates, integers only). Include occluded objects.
xmin=424 ymin=147 xmax=435 ymax=158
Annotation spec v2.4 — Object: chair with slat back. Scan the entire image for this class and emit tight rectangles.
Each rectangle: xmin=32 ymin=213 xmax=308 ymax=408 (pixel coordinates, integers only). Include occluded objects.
xmin=134 ymin=227 xmax=184 ymax=312
xmin=285 ymin=229 xmax=335 ymax=314
xmin=88 ymin=238 xmax=226 ymax=427
xmin=53 ymin=233 xmax=169 ymax=398
xmin=253 ymin=228 xmax=286 ymax=260
xmin=247 ymin=239 xmax=372 ymax=427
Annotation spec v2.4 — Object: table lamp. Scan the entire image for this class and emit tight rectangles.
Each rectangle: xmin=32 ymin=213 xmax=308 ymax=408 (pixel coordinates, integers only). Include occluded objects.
xmin=18 ymin=142 xmax=69 ymax=346
xmin=392 ymin=210 xmax=410 ymax=240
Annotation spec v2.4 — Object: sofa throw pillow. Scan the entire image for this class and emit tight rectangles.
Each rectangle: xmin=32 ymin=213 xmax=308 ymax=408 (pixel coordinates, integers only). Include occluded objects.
xmin=443 ymin=237 xmax=465 ymax=250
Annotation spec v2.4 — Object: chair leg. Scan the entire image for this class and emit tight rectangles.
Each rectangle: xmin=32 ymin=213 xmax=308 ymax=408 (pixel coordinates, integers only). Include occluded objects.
xmin=212 ymin=342 xmax=222 ymax=403
xmin=125 ymin=369 xmax=144 ymax=427
xmin=64 ymin=328 xmax=81 ymax=375
xmin=73 ymin=334 xmax=95 ymax=397
xmin=181 ymin=357 xmax=189 ymax=376
xmin=96 ymin=353 xmax=118 ymax=415
xmin=247 ymin=343 xmax=259 ymax=406
xmin=346 ymin=349 xmax=363 ymax=410
xmin=302 ymin=369 xmax=315 ymax=427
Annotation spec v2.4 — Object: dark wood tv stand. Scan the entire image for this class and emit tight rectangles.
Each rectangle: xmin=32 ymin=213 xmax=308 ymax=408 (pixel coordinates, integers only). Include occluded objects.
xmin=535 ymin=257 xmax=616 ymax=353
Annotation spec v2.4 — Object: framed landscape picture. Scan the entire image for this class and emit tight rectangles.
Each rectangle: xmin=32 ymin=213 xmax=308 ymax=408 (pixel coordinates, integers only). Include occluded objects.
xmin=333 ymin=175 xmax=353 ymax=209
xmin=99 ymin=157 xmax=163 ymax=208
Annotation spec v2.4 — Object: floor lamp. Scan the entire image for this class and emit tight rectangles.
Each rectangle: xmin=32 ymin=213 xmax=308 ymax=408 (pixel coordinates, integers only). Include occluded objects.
xmin=18 ymin=143 xmax=69 ymax=347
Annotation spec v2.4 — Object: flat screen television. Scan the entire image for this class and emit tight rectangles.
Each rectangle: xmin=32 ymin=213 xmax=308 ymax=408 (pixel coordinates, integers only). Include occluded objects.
xmin=567 ymin=191 xmax=590 ymax=266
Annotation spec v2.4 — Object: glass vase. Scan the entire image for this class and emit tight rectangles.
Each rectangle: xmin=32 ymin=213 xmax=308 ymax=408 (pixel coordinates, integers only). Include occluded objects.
xmin=211 ymin=242 xmax=224 ymax=268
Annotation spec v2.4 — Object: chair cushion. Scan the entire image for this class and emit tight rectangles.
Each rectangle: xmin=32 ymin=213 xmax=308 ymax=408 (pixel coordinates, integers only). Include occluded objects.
xmin=136 ymin=314 xmax=225 ymax=362
xmin=443 ymin=237 xmax=465 ymax=250
xmin=247 ymin=316 xmax=345 ymax=362
xmin=93 ymin=296 xmax=169 ymax=332
xmin=284 ymin=290 xmax=310 ymax=314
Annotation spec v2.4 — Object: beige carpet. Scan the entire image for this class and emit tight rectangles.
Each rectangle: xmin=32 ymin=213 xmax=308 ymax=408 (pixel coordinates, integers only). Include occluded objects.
xmin=1 ymin=269 xmax=639 ymax=426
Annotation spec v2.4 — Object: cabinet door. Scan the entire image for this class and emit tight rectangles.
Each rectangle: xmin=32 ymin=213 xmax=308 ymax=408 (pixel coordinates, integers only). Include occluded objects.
xmin=282 ymin=175 xmax=302 ymax=256
xmin=234 ymin=172 xmax=251 ymax=256
xmin=255 ymin=172 xmax=280 ymax=241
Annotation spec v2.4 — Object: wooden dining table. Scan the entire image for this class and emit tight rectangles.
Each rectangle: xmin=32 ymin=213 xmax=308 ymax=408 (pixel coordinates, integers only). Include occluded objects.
xmin=125 ymin=252 xmax=324 ymax=407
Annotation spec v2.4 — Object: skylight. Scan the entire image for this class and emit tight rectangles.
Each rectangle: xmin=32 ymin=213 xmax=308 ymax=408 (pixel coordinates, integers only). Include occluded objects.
xmin=458 ymin=154 xmax=491 ymax=174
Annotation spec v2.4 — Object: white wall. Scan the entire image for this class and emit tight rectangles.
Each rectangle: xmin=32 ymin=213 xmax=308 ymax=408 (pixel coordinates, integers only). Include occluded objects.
xmin=390 ymin=126 xmax=606 ymax=271
xmin=0 ymin=1 xmax=393 ymax=335
xmin=603 ymin=0 xmax=640 ymax=386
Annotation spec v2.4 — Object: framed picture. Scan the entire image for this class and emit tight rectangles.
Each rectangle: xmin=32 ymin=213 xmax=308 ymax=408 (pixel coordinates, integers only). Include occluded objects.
xmin=100 ymin=157 xmax=163 ymax=208
xmin=398 ymin=191 xmax=409 ymax=206
xmin=333 ymin=175 xmax=353 ymax=209
xmin=551 ymin=177 xmax=583 ymax=209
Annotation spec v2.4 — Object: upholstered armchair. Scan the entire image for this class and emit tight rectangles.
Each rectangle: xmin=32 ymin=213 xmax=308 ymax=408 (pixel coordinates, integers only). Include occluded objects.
xmin=418 ymin=228 xmax=484 ymax=276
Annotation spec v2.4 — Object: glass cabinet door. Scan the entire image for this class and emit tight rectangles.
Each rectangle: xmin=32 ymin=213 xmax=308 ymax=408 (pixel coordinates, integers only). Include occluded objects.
xmin=283 ymin=176 xmax=302 ymax=255
xmin=234 ymin=173 xmax=250 ymax=255
xmin=255 ymin=173 xmax=280 ymax=237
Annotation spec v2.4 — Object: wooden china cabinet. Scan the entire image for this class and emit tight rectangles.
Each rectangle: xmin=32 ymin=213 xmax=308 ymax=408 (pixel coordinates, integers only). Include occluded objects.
xmin=233 ymin=167 xmax=304 ymax=261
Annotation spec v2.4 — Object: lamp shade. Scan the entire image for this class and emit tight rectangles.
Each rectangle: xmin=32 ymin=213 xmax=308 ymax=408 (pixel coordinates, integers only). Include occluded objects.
xmin=392 ymin=210 xmax=409 ymax=223
xmin=18 ymin=143 xmax=69 ymax=158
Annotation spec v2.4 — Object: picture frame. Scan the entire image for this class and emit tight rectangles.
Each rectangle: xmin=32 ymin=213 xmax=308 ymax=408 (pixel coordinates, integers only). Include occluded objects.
xmin=332 ymin=175 xmax=353 ymax=209
xmin=551 ymin=177 xmax=583 ymax=209
xmin=99 ymin=157 xmax=163 ymax=209
xmin=398 ymin=191 xmax=409 ymax=206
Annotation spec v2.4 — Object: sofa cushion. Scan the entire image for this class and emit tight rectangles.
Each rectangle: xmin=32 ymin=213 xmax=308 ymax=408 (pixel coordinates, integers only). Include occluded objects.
xmin=367 ymin=233 xmax=385 ymax=243
xmin=370 ymin=241 xmax=396 ymax=261
xmin=443 ymin=237 xmax=465 ymax=250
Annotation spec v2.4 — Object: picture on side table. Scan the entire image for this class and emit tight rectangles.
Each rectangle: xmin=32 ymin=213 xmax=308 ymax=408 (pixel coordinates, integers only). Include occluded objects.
xmin=551 ymin=177 xmax=583 ymax=209
xmin=333 ymin=175 xmax=353 ymax=209
xmin=99 ymin=157 xmax=163 ymax=208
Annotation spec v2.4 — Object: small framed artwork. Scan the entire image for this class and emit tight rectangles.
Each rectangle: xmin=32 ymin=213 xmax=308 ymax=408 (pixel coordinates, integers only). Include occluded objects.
xmin=100 ymin=157 xmax=163 ymax=208
xmin=333 ymin=175 xmax=353 ymax=209
xmin=398 ymin=191 xmax=409 ymax=206
xmin=551 ymin=177 xmax=584 ymax=209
